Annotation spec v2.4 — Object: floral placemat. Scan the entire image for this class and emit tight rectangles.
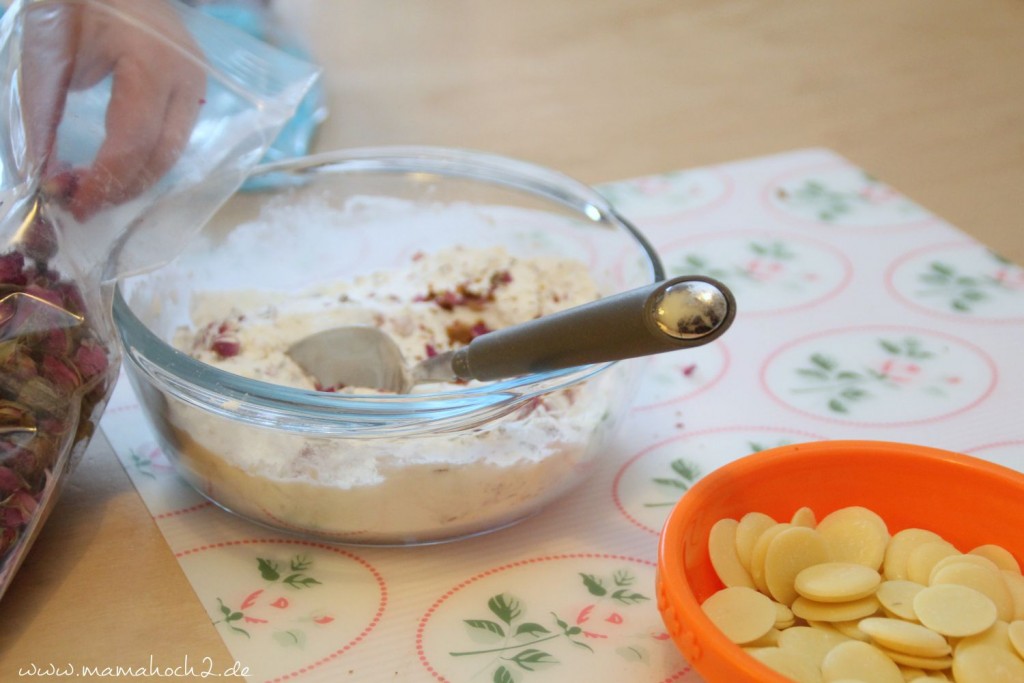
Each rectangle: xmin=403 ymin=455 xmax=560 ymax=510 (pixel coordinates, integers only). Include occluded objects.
xmin=100 ymin=147 xmax=1024 ymax=682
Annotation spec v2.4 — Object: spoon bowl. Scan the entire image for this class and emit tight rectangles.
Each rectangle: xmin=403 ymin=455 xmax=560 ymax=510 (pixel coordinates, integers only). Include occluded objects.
xmin=287 ymin=275 xmax=736 ymax=393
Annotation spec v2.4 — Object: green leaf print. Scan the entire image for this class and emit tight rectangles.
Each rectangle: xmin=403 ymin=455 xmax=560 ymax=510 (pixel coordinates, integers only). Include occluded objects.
xmin=610 ymin=589 xmax=650 ymax=605
xmin=257 ymin=554 xmax=322 ymax=589
xmin=213 ymin=598 xmax=250 ymax=638
xmin=506 ymin=649 xmax=557 ymax=672
xmin=283 ymin=573 xmax=321 ymax=589
xmin=129 ymin=451 xmax=156 ymax=480
xmin=810 ymin=353 xmax=836 ymax=371
xmin=581 ymin=571 xmax=650 ymax=606
xmin=451 ymin=595 xmax=596 ymax=679
xmin=579 ymin=573 xmax=607 ymax=597
xmin=777 ymin=180 xmax=855 ymax=222
xmin=515 ymin=623 xmax=552 ymax=637
xmin=617 ymin=645 xmax=649 ymax=663
xmin=272 ymin=629 xmax=306 ymax=648
xmin=612 ymin=571 xmax=634 ymax=588
xmin=467 ymin=619 xmax=507 ymax=638
xmin=645 ymin=457 xmax=701 ymax=507
xmin=290 ymin=554 xmax=313 ymax=571
xmin=257 ymin=558 xmax=280 ymax=581
xmin=489 ymin=594 xmax=522 ymax=625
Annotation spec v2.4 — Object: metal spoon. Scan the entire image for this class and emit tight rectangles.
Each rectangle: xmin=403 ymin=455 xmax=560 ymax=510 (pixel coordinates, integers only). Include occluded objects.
xmin=287 ymin=275 xmax=736 ymax=393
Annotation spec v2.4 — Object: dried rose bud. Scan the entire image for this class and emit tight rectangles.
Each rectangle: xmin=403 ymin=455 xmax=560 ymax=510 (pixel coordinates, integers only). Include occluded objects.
xmin=7 ymin=489 xmax=38 ymax=517
xmin=0 ymin=400 xmax=33 ymax=427
xmin=1 ymin=505 xmax=23 ymax=528
xmin=1 ymin=446 xmax=37 ymax=481
xmin=0 ymin=252 xmax=27 ymax=286
xmin=53 ymin=281 xmax=87 ymax=317
xmin=19 ymin=214 xmax=59 ymax=265
xmin=23 ymin=283 xmax=64 ymax=308
xmin=0 ymin=297 xmax=15 ymax=330
xmin=0 ymin=526 xmax=17 ymax=556
xmin=38 ymin=416 xmax=66 ymax=438
xmin=39 ymin=327 xmax=73 ymax=356
xmin=73 ymin=339 xmax=110 ymax=380
xmin=0 ymin=242 xmax=113 ymax=583
xmin=41 ymin=355 xmax=82 ymax=394
xmin=16 ymin=376 xmax=64 ymax=416
xmin=0 ymin=467 xmax=21 ymax=497
xmin=0 ymin=344 xmax=38 ymax=383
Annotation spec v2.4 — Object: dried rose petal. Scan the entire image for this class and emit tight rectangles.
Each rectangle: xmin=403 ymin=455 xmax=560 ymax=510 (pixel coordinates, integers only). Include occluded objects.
xmin=211 ymin=337 xmax=241 ymax=358
xmin=446 ymin=320 xmax=492 ymax=346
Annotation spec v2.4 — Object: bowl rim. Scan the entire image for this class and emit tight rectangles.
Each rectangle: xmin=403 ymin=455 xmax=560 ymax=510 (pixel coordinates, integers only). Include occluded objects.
xmin=656 ymin=439 xmax=1024 ymax=683
xmin=112 ymin=145 xmax=664 ymax=436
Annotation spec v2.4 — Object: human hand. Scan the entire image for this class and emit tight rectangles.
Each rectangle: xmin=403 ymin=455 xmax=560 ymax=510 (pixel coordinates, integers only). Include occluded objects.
xmin=21 ymin=0 xmax=206 ymax=221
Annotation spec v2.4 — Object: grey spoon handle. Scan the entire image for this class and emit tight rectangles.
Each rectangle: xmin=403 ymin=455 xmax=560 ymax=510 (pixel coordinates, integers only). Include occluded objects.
xmin=448 ymin=275 xmax=735 ymax=382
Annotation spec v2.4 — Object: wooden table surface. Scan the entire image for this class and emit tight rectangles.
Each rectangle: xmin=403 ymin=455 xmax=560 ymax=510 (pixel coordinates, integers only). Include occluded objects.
xmin=2 ymin=0 xmax=1022 ymax=678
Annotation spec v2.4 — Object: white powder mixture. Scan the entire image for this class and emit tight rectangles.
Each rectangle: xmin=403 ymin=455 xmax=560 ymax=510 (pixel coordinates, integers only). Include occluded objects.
xmin=175 ymin=245 xmax=599 ymax=392
xmin=164 ymin=244 xmax=626 ymax=543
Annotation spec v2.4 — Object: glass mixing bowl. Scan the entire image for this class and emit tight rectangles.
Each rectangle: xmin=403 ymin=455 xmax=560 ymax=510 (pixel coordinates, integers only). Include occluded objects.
xmin=112 ymin=146 xmax=663 ymax=545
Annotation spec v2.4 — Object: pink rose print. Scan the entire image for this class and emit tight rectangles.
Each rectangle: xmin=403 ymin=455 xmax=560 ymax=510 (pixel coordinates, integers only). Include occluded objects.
xmin=887 ymin=242 xmax=1024 ymax=321
xmin=660 ymin=232 xmax=851 ymax=316
xmin=762 ymin=326 xmax=996 ymax=425
xmin=178 ymin=539 xmax=385 ymax=681
xmin=766 ymin=165 xmax=930 ymax=228
xmin=212 ymin=553 xmax=333 ymax=642
xmin=447 ymin=570 xmax=654 ymax=681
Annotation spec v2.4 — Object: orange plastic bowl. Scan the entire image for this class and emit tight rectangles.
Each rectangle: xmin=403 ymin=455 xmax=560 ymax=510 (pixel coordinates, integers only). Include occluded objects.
xmin=656 ymin=439 xmax=1024 ymax=683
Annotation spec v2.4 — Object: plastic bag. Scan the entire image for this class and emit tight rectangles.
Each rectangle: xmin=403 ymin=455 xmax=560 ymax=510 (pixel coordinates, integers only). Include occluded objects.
xmin=0 ymin=0 xmax=320 ymax=601
xmin=187 ymin=0 xmax=328 ymax=186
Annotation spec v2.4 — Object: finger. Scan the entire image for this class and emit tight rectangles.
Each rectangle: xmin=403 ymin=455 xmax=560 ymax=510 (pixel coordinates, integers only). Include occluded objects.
xmin=124 ymin=74 xmax=205 ymax=200
xmin=19 ymin=3 xmax=79 ymax=175
xmin=68 ymin=60 xmax=171 ymax=220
